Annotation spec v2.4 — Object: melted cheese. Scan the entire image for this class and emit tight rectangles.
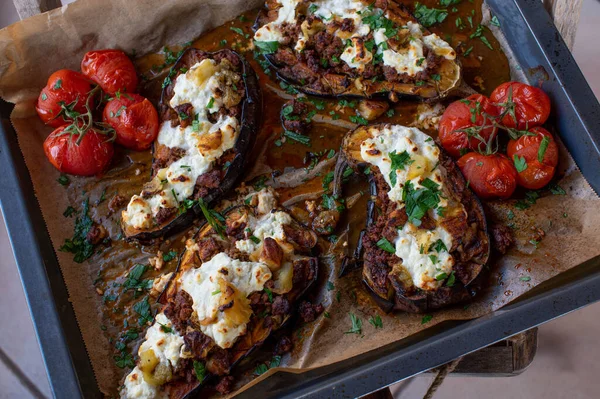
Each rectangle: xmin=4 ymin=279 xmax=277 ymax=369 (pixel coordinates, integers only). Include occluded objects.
xmin=253 ymin=1 xmax=456 ymax=76
xmin=121 ymin=367 xmax=166 ymax=399
xmin=120 ymin=313 xmax=185 ymax=399
xmin=235 ymin=211 xmax=293 ymax=255
xmin=179 ymin=252 xmax=272 ymax=349
xmin=122 ymin=60 xmax=240 ymax=230
xmin=360 ymin=125 xmax=462 ymax=290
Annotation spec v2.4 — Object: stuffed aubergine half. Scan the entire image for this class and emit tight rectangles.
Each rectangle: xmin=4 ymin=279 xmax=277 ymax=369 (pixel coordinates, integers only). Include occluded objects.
xmin=120 ymin=189 xmax=318 ymax=398
xmin=121 ymin=49 xmax=260 ymax=240
xmin=253 ymin=0 xmax=461 ymax=99
xmin=341 ymin=124 xmax=489 ymax=312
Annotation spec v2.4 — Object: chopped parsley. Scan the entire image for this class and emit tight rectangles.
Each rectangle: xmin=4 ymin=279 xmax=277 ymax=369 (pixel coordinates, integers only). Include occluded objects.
xmin=63 ymin=206 xmax=76 ymax=217
xmin=206 ymin=97 xmax=215 ymax=109
xmin=254 ymin=40 xmax=279 ymax=54
xmin=402 ymin=179 xmax=442 ymax=226
xmin=193 ymin=361 xmax=207 ymax=382
xmin=349 ymin=113 xmax=369 ymax=126
xmin=59 ymin=198 xmax=95 ymax=263
xmin=446 ymin=271 xmax=456 ymax=287
xmin=197 ymin=198 xmax=226 ymax=238
xmin=538 ymin=136 xmax=550 ymax=163
xmin=513 ymin=154 xmax=528 ymax=173
xmin=414 ymin=3 xmax=448 ymax=27
xmin=520 ymin=276 xmax=532 ymax=282
xmin=123 ymin=264 xmax=152 ymax=293
xmin=133 ymin=296 xmax=153 ymax=326
xmin=264 ymin=287 xmax=274 ymax=303
xmin=376 ymin=238 xmax=395 ymax=253
xmin=162 ymin=250 xmax=178 ymax=262
xmin=368 ymin=315 xmax=383 ymax=329
xmin=388 ymin=150 xmax=413 ymax=187
xmin=345 ymin=313 xmax=362 ymax=335
xmin=283 ymin=130 xmax=311 ymax=146
xmin=429 ymin=239 xmax=448 ymax=253
xmin=53 ymin=79 xmax=63 ymax=90
xmin=57 ymin=174 xmax=70 ymax=186
xmin=421 ymin=314 xmax=433 ymax=324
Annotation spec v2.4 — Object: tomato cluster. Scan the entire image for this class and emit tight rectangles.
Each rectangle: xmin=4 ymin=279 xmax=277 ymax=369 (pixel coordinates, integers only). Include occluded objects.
xmin=438 ymin=82 xmax=559 ymax=199
xmin=36 ymin=49 xmax=159 ymax=176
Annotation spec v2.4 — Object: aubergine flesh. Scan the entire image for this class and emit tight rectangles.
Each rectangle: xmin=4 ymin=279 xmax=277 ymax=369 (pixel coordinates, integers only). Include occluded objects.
xmin=253 ymin=0 xmax=461 ymax=99
xmin=119 ymin=188 xmax=318 ymax=398
xmin=121 ymin=49 xmax=261 ymax=241
xmin=339 ymin=123 xmax=489 ymax=313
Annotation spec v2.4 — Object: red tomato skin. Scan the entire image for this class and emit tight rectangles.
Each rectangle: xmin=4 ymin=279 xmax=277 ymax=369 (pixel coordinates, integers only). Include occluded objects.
xmin=102 ymin=94 xmax=159 ymax=151
xmin=438 ymin=94 xmax=500 ymax=158
xmin=43 ymin=125 xmax=114 ymax=176
xmin=491 ymin=82 xmax=551 ymax=130
xmin=36 ymin=70 xmax=94 ymax=128
xmin=507 ymin=127 xmax=558 ymax=190
xmin=81 ymin=50 xmax=138 ymax=95
xmin=457 ymin=153 xmax=518 ymax=200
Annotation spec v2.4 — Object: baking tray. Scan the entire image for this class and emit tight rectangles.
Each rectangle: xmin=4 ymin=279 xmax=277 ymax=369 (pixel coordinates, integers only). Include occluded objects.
xmin=1 ymin=0 xmax=599 ymax=398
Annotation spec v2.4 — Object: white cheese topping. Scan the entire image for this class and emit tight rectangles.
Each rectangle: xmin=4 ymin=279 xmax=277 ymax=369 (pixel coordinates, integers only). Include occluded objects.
xmin=122 ymin=59 xmax=240 ymax=230
xmin=235 ymin=211 xmax=293 ymax=255
xmin=179 ymin=252 xmax=272 ymax=349
xmin=253 ymin=1 xmax=456 ymax=76
xmin=121 ymin=366 xmax=166 ymax=399
xmin=120 ymin=313 xmax=185 ymax=399
xmin=360 ymin=125 xmax=461 ymax=290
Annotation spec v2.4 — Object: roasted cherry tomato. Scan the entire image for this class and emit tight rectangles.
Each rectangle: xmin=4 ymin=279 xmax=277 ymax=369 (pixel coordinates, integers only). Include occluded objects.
xmin=36 ymin=69 xmax=95 ymax=128
xmin=490 ymin=81 xmax=551 ymax=130
xmin=438 ymin=94 xmax=500 ymax=158
xmin=457 ymin=152 xmax=517 ymax=200
xmin=43 ymin=124 xmax=114 ymax=176
xmin=81 ymin=49 xmax=138 ymax=95
xmin=103 ymin=94 xmax=159 ymax=151
xmin=507 ymin=127 xmax=558 ymax=190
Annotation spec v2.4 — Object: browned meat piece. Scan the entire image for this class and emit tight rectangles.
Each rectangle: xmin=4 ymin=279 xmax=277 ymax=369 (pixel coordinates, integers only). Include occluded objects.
xmin=259 ymin=237 xmax=284 ymax=270
xmin=174 ymin=103 xmax=194 ymax=128
xmin=184 ymin=331 xmax=214 ymax=359
xmin=108 ymin=194 xmax=126 ymax=214
xmin=196 ymin=169 xmax=222 ymax=190
xmin=198 ymin=237 xmax=221 ymax=262
xmin=155 ymin=207 xmax=177 ymax=225
xmin=86 ymin=223 xmax=107 ymax=245
xmin=491 ymin=223 xmax=514 ymax=254
xmin=272 ymin=47 xmax=298 ymax=66
xmin=274 ymin=336 xmax=293 ymax=355
xmin=292 ymin=258 xmax=317 ymax=285
xmin=271 ymin=296 xmax=290 ymax=316
xmin=312 ymin=209 xmax=340 ymax=236
xmin=283 ymin=224 xmax=317 ymax=250
xmin=214 ymin=376 xmax=235 ymax=395
xmin=153 ymin=146 xmax=186 ymax=172
xmin=340 ymin=18 xmax=355 ymax=32
xmin=164 ymin=290 xmax=194 ymax=333
xmin=298 ymin=301 xmax=324 ymax=323
xmin=206 ymin=349 xmax=231 ymax=376
xmin=281 ymin=99 xmax=310 ymax=135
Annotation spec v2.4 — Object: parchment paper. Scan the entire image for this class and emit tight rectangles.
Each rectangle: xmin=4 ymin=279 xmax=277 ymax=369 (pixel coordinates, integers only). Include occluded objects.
xmin=1 ymin=0 xmax=600 ymax=396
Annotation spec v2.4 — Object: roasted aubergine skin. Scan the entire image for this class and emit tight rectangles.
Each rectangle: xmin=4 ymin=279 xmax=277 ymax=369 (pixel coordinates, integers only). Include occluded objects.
xmin=253 ymin=0 xmax=461 ymax=99
xmin=121 ymin=49 xmax=260 ymax=241
xmin=340 ymin=124 xmax=490 ymax=313
xmin=119 ymin=189 xmax=318 ymax=399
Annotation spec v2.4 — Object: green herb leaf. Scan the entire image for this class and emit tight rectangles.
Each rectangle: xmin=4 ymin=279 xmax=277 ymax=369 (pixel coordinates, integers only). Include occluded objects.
xmin=162 ymin=250 xmax=177 ymax=262
xmin=193 ymin=361 xmax=207 ymax=381
xmin=368 ymin=315 xmax=383 ymax=329
xmin=133 ymin=296 xmax=153 ymax=326
xmin=254 ymin=40 xmax=279 ymax=54
xmin=206 ymin=97 xmax=215 ymax=109
xmin=345 ymin=313 xmax=362 ymax=335
xmin=513 ymin=154 xmax=528 ymax=173
xmin=446 ymin=271 xmax=456 ymax=287
xmin=388 ymin=150 xmax=413 ymax=187
xmin=376 ymin=238 xmax=395 ymax=253
xmin=57 ymin=174 xmax=70 ymax=186
xmin=428 ymin=239 xmax=448 ymax=253
xmin=538 ymin=136 xmax=550 ymax=163
xmin=53 ymin=79 xmax=63 ymax=90
xmin=63 ymin=206 xmax=76 ymax=217
xmin=550 ymin=184 xmax=566 ymax=195
xmin=59 ymin=198 xmax=95 ymax=263
xmin=414 ymin=3 xmax=448 ymax=27
xmin=326 ymin=281 xmax=335 ymax=291
xmin=520 ymin=276 xmax=531 ymax=282
xmin=283 ymin=130 xmax=311 ymax=146
xmin=230 ymin=27 xmax=245 ymax=36
xmin=421 ymin=314 xmax=433 ymax=324
xmin=264 ymin=287 xmax=274 ymax=303
xmin=197 ymin=198 xmax=226 ymax=238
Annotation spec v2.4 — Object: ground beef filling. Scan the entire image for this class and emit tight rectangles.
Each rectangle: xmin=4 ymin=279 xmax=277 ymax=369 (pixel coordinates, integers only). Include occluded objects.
xmin=265 ymin=12 xmax=444 ymax=91
xmin=362 ymin=152 xmax=487 ymax=299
